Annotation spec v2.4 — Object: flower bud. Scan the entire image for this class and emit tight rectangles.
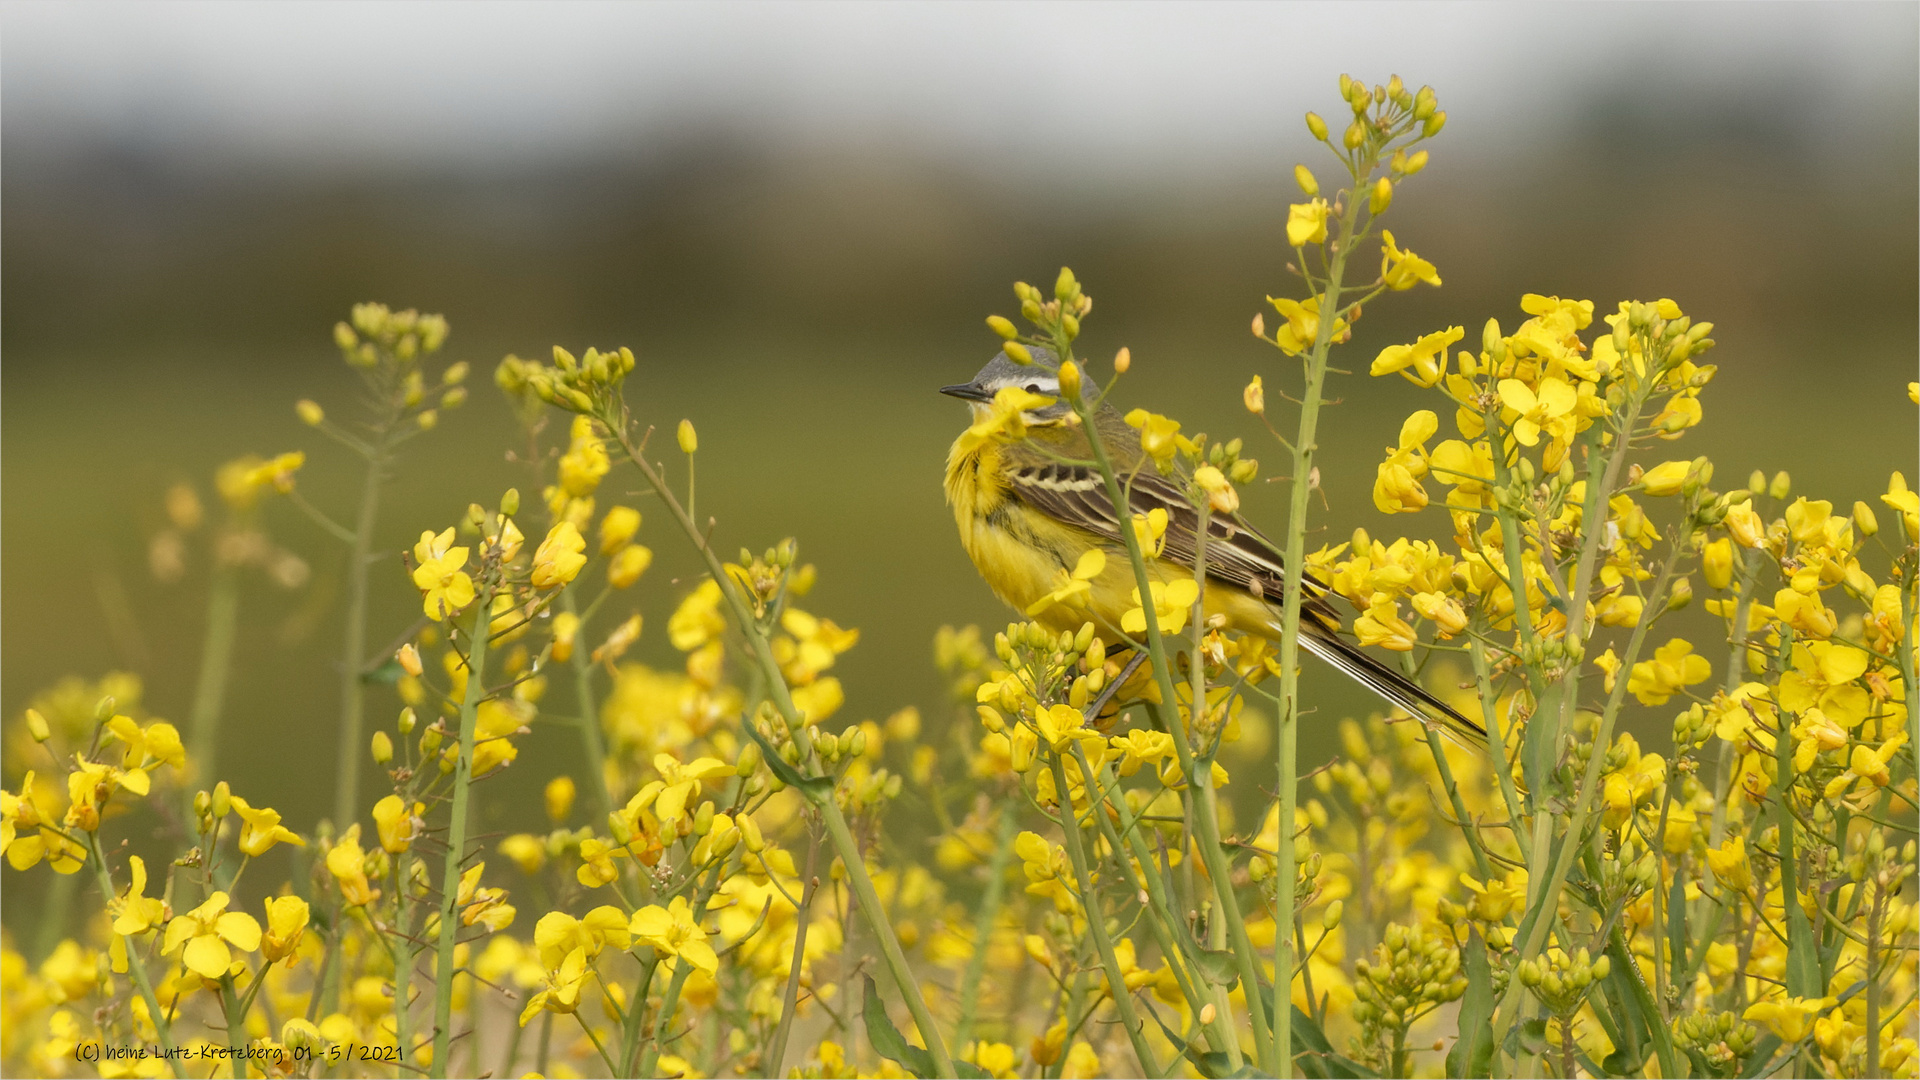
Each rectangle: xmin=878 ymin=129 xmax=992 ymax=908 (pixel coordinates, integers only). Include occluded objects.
xmin=1305 ymin=111 xmax=1328 ymax=141
xmin=398 ymin=707 xmax=417 ymax=735
xmin=1054 ymin=266 xmax=1078 ymax=302
xmin=1369 ymin=177 xmax=1393 ymax=214
xmin=371 ymin=730 xmax=393 ymax=764
xmin=1666 ymin=576 xmax=1693 ymax=611
xmin=334 ymin=322 xmax=358 ymax=350
xmin=677 ymin=419 xmax=698 ymax=454
xmin=1294 ymin=164 xmax=1319 ymax=196
xmin=1199 ymin=1003 xmax=1217 ymax=1025
xmin=1112 ymin=347 xmax=1130 ymax=374
xmin=24 ymin=708 xmax=49 ymax=742
xmin=397 ymin=644 xmax=423 ymax=677
xmin=1422 ymin=110 xmax=1447 ymax=137
xmin=1853 ymin=501 xmax=1878 ymax=536
xmin=1243 ymin=375 xmax=1265 ymax=415
xmin=1769 ymin=471 xmax=1791 ymax=501
xmin=1703 ymin=538 xmax=1733 ymax=590
xmin=986 ymin=315 xmax=1017 ymax=339
xmin=1003 ymin=342 xmax=1033 ymax=365
xmin=1057 ymin=361 xmax=1081 ymax=399
xmin=295 ymin=400 xmax=325 ymax=426
xmin=1404 ymin=149 xmax=1429 ymax=174
xmin=1344 ymin=120 xmax=1366 ymax=149
xmin=1323 ymin=899 xmax=1344 ymax=930
xmin=212 ymin=781 xmax=232 ymax=819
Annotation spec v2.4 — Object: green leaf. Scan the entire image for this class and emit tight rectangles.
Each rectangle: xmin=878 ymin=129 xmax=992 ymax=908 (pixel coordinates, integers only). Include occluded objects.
xmin=1446 ymin=930 xmax=1496 ymax=1078
xmin=1518 ymin=1017 xmax=1553 ymax=1059
xmin=862 ymin=974 xmax=936 ymax=1079
xmin=741 ymin=717 xmax=835 ymax=798
xmin=1290 ymin=1003 xmax=1375 ymax=1079
xmin=1739 ymin=1033 xmax=1784 ymax=1078
xmin=361 ymin=658 xmax=404 ymax=685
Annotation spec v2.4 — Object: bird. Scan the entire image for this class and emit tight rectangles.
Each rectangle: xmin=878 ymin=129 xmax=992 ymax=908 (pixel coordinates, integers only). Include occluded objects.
xmin=941 ymin=345 xmax=1485 ymax=746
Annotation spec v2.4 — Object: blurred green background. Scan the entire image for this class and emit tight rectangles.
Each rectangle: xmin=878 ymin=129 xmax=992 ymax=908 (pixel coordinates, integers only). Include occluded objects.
xmin=3 ymin=4 xmax=1915 ymax=928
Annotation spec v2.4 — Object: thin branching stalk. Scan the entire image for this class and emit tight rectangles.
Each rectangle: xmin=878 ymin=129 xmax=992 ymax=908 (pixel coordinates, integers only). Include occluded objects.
xmin=335 ymin=428 xmax=395 ymax=828
xmin=953 ymin=809 xmax=1016 ymax=1051
xmin=600 ymin=414 xmax=956 ymax=1077
xmin=1047 ymin=749 xmax=1161 ymax=1076
xmin=186 ymin=557 xmax=241 ymax=799
xmin=90 ymin=837 xmax=186 ymax=1079
xmin=429 ymin=585 xmax=492 ymax=1078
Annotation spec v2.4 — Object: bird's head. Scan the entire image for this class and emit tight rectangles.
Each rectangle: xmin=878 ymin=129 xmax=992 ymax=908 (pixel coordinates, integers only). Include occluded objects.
xmin=939 ymin=346 xmax=1078 ymax=425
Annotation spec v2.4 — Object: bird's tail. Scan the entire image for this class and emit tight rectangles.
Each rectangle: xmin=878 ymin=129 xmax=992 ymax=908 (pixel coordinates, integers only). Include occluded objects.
xmin=1298 ymin=623 xmax=1487 ymax=749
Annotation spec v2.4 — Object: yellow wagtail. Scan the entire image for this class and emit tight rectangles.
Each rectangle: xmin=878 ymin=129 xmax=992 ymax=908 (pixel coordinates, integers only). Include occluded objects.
xmin=942 ymin=346 xmax=1485 ymax=744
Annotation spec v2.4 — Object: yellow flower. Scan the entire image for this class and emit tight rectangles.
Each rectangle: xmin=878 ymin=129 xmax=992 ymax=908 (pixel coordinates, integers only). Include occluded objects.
xmin=1354 ymin=596 xmax=1417 ymax=652
xmin=1035 ymin=704 xmax=1100 ymax=751
xmin=599 ymin=506 xmax=641 ymax=554
xmin=1109 ymin=729 xmax=1176 ymax=777
xmin=1123 ymin=409 xmax=1185 ymax=469
xmin=1026 ymin=549 xmax=1107 ymax=617
xmin=1193 ymin=465 xmax=1239 ymax=514
xmin=110 ymin=856 xmax=170 ymax=938
xmin=1625 ymin=638 xmax=1712 ymax=706
xmin=557 ymin=416 xmax=610 ymax=497
xmin=1779 ymin=641 xmax=1871 ymax=728
xmin=1379 ymin=230 xmax=1441 ymax=290
xmin=608 ymin=544 xmax=653 ymax=588
xmin=1373 ymin=410 xmax=1437 ymax=513
xmin=1743 ymin=995 xmax=1835 ymax=1044
xmin=626 ymin=754 xmax=737 ymax=830
xmin=1496 ymin=377 xmax=1577 ymax=447
xmin=1131 ymin=508 xmax=1170 ymax=558
xmin=260 ymin=895 xmax=309 ymax=963
xmin=630 ymin=896 xmax=719 ymax=977
xmin=411 ymin=537 xmax=474 ymax=622
xmin=534 ymin=906 xmax=631 ymax=970
xmin=576 ymin=837 xmax=625 ymax=888
xmin=65 ymin=759 xmax=148 ymax=831
xmin=1411 ymin=591 xmax=1467 ymax=637
xmin=1639 ymin=460 xmax=1692 ymax=496
xmin=1121 ymin=578 xmax=1200 ymax=636
xmin=668 ymin=580 xmax=727 ymax=651
xmin=518 ymin=944 xmax=590 ymax=1026
xmin=545 ymin=776 xmax=576 ymax=824
xmin=1724 ymin=503 xmax=1766 ymax=548
xmin=1459 ymin=871 xmax=1526 ymax=922
xmin=3 ymin=772 xmax=84 ymax=874
xmin=469 ymin=699 xmax=532 ymax=777
xmin=1823 ymin=735 xmax=1907 ymax=799
xmin=955 ymin=386 xmax=1057 ymax=455
xmin=371 ymin=795 xmax=418 ymax=854
xmin=1266 ymin=295 xmax=1346 ymax=356
xmin=162 ymin=891 xmax=262 ymax=980
xmin=1370 ymin=326 xmax=1462 ymax=387
xmin=1286 ymin=198 xmax=1329 ymax=247
xmin=1706 ymin=836 xmax=1752 ymax=894
xmin=326 ymin=826 xmax=377 ymax=907
xmin=229 ymin=797 xmax=305 ymax=858
xmin=1881 ymin=471 xmax=1918 ymax=538
xmin=457 ymin=862 xmax=516 ymax=932
xmin=531 ymin=522 xmax=587 ymax=589
xmin=499 ymin=834 xmax=547 ymax=875
xmin=1702 ymin=538 xmax=1733 ymax=590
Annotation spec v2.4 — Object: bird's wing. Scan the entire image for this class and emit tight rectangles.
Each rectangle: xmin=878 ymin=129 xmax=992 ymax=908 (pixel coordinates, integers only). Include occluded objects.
xmin=1001 ymin=460 xmax=1345 ymax=631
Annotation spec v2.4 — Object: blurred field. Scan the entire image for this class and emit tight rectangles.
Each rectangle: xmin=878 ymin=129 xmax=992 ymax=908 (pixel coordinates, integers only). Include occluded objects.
xmin=3 ymin=36 xmax=1917 ymax=938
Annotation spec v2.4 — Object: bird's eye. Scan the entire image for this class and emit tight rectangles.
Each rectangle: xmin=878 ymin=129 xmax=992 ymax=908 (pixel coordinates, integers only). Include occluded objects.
xmin=1026 ymin=383 xmax=1042 ymax=393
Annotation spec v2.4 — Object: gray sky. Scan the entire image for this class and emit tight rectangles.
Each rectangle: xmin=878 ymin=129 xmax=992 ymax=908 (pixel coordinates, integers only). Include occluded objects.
xmin=4 ymin=1 xmax=1914 ymax=176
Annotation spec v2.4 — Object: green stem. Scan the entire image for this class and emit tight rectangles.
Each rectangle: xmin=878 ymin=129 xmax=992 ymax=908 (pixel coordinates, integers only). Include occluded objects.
xmin=1488 ymin=542 xmax=1683 ymax=1056
xmin=429 ymin=588 xmax=492 ymax=1078
xmin=334 ymin=432 xmax=391 ymax=828
xmin=1071 ymin=383 xmax=1273 ymax=1071
xmin=953 ymin=808 xmax=1017 ymax=1050
xmin=187 ymin=557 xmax=242 ymax=794
xmin=603 ymin=416 xmax=955 ymax=1076
xmin=89 ymin=838 xmax=185 ymax=1079
xmin=767 ymin=834 xmax=820 ymax=1077
xmin=1047 ymin=751 xmax=1161 ymax=1077
xmin=560 ymin=587 xmax=613 ymax=823
xmin=390 ymin=858 xmax=414 ymax=1078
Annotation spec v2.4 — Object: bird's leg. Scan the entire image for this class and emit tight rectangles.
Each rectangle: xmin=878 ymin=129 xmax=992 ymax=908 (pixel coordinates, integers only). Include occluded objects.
xmin=1085 ymin=648 xmax=1149 ymax=721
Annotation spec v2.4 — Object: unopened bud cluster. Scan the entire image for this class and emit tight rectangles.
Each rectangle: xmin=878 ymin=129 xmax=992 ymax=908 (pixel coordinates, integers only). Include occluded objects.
xmin=496 ymin=345 xmax=636 ymax=417
xmin=1673 ymin=1008 xmax=1759 ymax=1077
xmin=1350 ymin=922 xmax=1466 ymax=1065
xmin=1515 ymin=946 xmax=1611 ymax=1017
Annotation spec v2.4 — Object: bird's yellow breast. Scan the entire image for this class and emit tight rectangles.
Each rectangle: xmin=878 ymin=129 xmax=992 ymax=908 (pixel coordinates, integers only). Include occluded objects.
xmin=946 ymin=431 xmax=1298 ymax=643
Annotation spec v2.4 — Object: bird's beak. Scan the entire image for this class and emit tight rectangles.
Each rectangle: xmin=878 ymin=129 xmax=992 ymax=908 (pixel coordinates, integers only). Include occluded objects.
xmin=939 ymin=382 xmax=993 ymax=402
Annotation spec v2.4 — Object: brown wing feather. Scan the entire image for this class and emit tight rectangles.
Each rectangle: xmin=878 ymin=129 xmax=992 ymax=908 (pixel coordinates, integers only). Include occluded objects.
xmin=1002 ymin=461 xmax=1344 ymax=632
